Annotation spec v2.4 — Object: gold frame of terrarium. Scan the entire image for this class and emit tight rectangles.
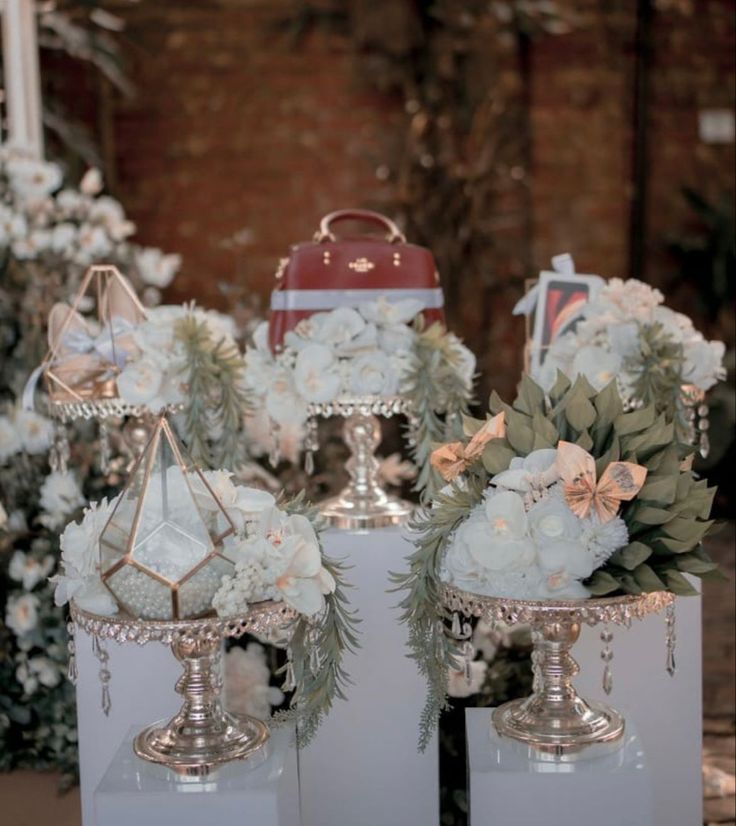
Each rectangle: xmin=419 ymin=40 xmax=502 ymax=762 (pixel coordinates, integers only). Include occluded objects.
xmin=42 ymin=264 xmax=147 ymax=404
xmin=99 ymin=414 xmax=237 ymax=620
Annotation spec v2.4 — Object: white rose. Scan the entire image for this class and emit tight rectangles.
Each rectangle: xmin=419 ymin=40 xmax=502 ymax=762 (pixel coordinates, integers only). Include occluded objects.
xmin=377 ymin=323 xmax=415 ymax=353
xmin=80 ymin=167 xmax=104 ymax=196
xmin=15 ymin=410 xmax=54 ymax=455
xmin=571 ymin=345 xmax=622 ymax=390
xmin=255 ymin=508 xmax=335 ymax=616
xmin=349 ymin=351 xmax=399 ymax=396
xmin=39 ymin=472 xmax=85 ymax=529
xmin=358 ymin=296 xmax=424 ymax=326
xmin=0 ymin=415 xmax=22 ymax=463
xmin=117 ymin=359 xmax=165 ymax=405
xmin=479 ymin=491 xmax=536 ymax=570
xmin=135 ymin=248 xmax=182 ymax=288
xmin=527 ymin=497 xmax=581 ymax=548
xmin=682 ymin=339 xmax=726 ymax=391
xmin=6 ymin=156 xmax=63 ymax=201
xmin=0 ymin=204 xmax=27 ymax=246
xmin=75 ymin=223 xmax=112 ymax=263
xmin=51 ymin=222 xmax=77 ymax=254
xmin=493 ymin=448 xmax=559 ymax=493
xmin=5 ymin=593 xmax=40 ymax=636
xmin=89 ymin=196 xmax=135 ymax=241
xmin=8 ymin=551 xmax=54 ymax=591
xmin=225 ymin=644 xmax=284 ymax=720
xmin=28 ymin=656 xmax=61 ymax=688
xmin=314 ymin=307 xmax=365 ymax=346
xmin=537 ymin=539 xmax=595 ymax=586
xmin=293 ymin=343 xmax=341 ymax=402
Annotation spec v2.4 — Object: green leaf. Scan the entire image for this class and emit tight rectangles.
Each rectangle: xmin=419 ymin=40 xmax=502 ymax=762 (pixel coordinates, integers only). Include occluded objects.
xmin=549 ymin=370 xmax=572 ymax=402
xmin=675 ymin=554 xmax=718 ymax=575
xmin=482 ymin=440 xmax=516 ymax=474
xmin=615 ymin=405 xmax=656 ymax=436
xmin=633 ymin=563 xmax=666 ymax=591
xmin=620 ymin=574 xmax=643 ymax=594
xmin=532 ymin=411 xmax=558 ymax=445
xmin=506 ymin=414 xmax=535 ymax=455
xmin=610 ymin=541 xmax=652 ymax=570
xmin=630 ymin=505 xmax=676 ymax=525
xmin=662 ymin=517 xmax=714 ymax=543
xmin=462 ymin=414 xmax=486 ymax=437
xmin=593 ymin=380 xmax=624 ymax=426
xmin=489 ymin=390 xmax=513 ymax=417
xmin=639 ymin=475 xmax=678 ymax=505
xmin=514 ymin=374 xmax=546 ymax=416
xmin=587 ymin=570 xmax=620 ymax=596
xmin=565 ymin=394 xmax=597 ymax=431
xmin=575 ymin=429 xmax=594 ymax=451
xmin=664 ymin=570 xmax=700 ymax=596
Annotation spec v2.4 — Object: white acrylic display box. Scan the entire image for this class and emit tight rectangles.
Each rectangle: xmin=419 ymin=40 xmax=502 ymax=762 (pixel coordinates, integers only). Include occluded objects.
xmin=94 ymin=724 xmax=300 ymax=826
xmin=298 ymin=526 xmax=439 ymax=826
xmin=466 ymin=708 xmax=653 ymax=826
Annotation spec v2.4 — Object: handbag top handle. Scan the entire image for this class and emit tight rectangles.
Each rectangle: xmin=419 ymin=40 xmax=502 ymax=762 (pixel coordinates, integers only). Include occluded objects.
xmin=314 ymin=209 xmax=406 ymax=244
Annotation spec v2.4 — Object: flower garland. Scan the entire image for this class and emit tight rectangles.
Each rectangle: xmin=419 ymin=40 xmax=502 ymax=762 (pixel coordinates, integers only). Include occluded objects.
xmin=395 ymin=373 xmax=720 ymax=748
xmin=53 ymin=480 xmax=358 ymax=745
xmin=533 ymin=277 xmax=726 ymax=442
xmin=244 ymin=299 xmax=475 ymax=495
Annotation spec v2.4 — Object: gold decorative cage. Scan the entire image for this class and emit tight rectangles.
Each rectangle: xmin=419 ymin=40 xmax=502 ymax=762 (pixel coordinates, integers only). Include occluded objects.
xmin=100 ymin=414 xmax=237 ymax=620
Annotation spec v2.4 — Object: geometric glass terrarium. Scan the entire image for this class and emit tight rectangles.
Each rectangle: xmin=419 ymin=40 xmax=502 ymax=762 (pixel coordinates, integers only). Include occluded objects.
xmin=43 ymin=264 xmax=146 ymax=405
xmin=100 ymin=414 xmax=236 ymax=620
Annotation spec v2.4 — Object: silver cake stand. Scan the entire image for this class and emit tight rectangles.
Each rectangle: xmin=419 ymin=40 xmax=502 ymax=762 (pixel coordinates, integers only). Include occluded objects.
xmin=305 ymin=396 xmax=416 ymax=530
xmin=70 ymin=599 xmax=296 ymax=776
xmin=441 ymin=584 xmax=676 ymax=761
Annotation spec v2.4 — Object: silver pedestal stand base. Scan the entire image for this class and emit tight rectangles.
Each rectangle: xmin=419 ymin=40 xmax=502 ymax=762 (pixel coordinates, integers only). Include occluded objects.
xmin=307 ymin=397 xmax=415 ymax=531
xmin=70 ymin=601 xmax=296 ymax=777
xmin=135 ymin=711 xmax=269 ymax=777
xmin=441 ymin=585 xmax=675 ymax=761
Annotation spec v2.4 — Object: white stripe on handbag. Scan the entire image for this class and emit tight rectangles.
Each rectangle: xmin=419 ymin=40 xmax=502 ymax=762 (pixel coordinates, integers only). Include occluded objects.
xmin=270 ymin=288 xmax=444 ymax=312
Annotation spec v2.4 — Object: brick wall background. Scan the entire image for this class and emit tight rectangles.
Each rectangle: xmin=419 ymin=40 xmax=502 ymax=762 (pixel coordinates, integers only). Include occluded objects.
xmin=45 ymin=0 xmax=735 ymax=396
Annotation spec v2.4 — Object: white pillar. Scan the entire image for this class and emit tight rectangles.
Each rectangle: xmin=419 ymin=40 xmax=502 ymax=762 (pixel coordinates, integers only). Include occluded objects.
xmin=298 ymin=527 xmax=440 ymax=826
xmin=1 ymin=0 xmax=44 ymax=155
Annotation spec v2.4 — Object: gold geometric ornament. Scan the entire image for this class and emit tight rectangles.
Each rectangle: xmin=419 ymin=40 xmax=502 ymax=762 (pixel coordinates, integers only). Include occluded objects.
xmin=42 ymin=264 xmax=146 ymax=404
xmin=100 ymin=414 xmax=237 ymax=620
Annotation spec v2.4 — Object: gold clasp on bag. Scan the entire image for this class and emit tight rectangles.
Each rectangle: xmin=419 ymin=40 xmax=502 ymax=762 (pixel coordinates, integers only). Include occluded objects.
xmin=348 ymin=257 xmax=375 ymax=273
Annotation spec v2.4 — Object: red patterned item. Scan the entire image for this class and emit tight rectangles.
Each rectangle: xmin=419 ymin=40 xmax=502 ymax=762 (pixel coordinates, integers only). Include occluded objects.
xmin=268 ymin=209 xmax=445 ymax=352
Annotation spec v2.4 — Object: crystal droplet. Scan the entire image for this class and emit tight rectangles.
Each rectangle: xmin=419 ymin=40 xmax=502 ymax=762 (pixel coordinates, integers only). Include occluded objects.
xmin=101 ymin=682 xmax=112 ymax=716
xmin=700 ymin=432 xmax=710 ymax=459
xmin=282 ymin=661 xmax=296 ymax=692
xmin=451 ymin=612 xmax=462 ymax=637
xmin=67 ymin=654 xmax=78 ymax=684
xmin=666 ymin=648 xmax=676 ymax=677
xmin=305 ymin=450 xmax=315 ymax=476
xmin=99 ymin=420 xmax=111 ymax=474
xmin=603 ymin=665 xmax=613 ymax=695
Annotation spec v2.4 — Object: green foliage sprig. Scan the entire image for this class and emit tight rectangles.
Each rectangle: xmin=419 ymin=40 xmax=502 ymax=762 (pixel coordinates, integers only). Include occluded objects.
xmin=395 ymin=372 xmax=720 ymax=746
xmin=404 ymin=321 xmax=474 ymax=502
xmin=175 ymin=313 xmax=252 ymax=470
xmin=275 ymin=494 xmax=360 ymax=745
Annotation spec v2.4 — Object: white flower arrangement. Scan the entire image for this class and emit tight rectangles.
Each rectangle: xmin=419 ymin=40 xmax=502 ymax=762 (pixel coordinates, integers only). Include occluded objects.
xmin=244 ymin=298 xmax=475 ymax=481
xmin=0 ymin=146 xmax=180 ymax=287
xmin=52 ymin=470 xmax=336 ymax=619
xmin=441 ymin=449 xmax=631 ymax=600
xmin=112 ymin=303 xmax=239 ymax=411
xmin=533 ymin=277 xmax=726 ymax=423
xmin=225 ymin=643 xmax=285 ymax=720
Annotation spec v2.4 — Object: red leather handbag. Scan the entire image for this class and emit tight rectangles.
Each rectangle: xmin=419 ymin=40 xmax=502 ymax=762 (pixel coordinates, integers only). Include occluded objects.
xmin=268 ymin=209 xmax=445 ymax=352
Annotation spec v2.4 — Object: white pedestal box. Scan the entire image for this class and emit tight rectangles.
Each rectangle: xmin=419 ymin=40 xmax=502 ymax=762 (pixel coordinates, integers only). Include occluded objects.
xmin=75 ymin=624 xmax=181 ymax=826
xmin=298 ymin=526 xmax=439 ymax=826
xmin=94 ymin=724 xmax=299 ymax=826
xmin=574 ymin=591 xmax=702 ymax=826
xmin=466 ymin=708 xmax=653 ymax=826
